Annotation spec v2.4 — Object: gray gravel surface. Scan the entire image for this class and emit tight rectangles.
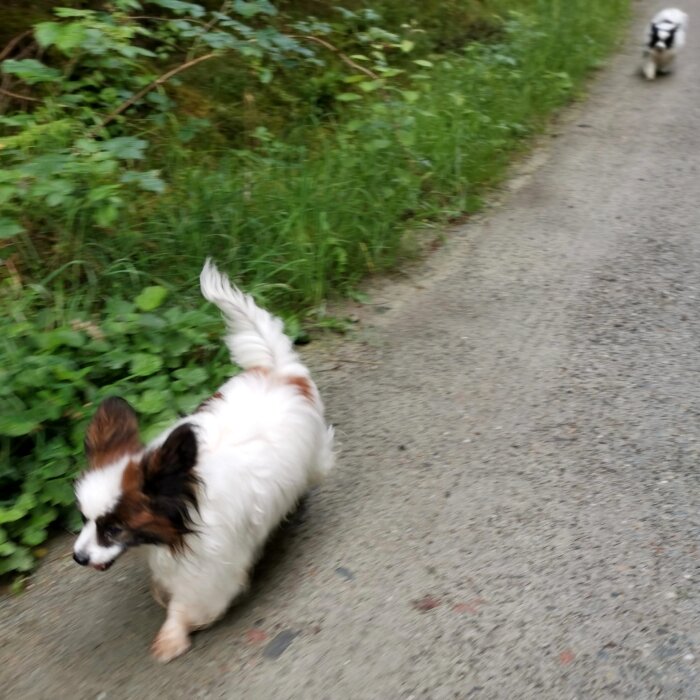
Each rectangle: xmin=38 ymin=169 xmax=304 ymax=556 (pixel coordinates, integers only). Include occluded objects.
xmin=4 ymin=2 xmax=700 ymax=697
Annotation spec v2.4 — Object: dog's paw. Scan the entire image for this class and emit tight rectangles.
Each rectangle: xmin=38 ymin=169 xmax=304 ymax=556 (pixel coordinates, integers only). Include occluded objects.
xmin=151 ymin=625 xmax=191 ymax=663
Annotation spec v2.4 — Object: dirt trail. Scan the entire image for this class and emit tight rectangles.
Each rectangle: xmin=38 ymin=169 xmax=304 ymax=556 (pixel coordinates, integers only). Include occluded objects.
xmin=4 ymin=2 xmax=700 ymax=697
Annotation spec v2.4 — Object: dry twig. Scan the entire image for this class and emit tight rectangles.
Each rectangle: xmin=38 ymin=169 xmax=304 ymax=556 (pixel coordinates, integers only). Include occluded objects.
xmin=87 ymin=52 xmax=217 ymax=137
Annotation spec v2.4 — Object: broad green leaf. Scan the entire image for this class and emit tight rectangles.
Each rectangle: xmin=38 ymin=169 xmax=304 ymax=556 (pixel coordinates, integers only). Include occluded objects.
xmin=336 ymin=93 xmax=362 ymax=102
xmin=21 ymin=519 xmax=53 ymax=546
xmin=0 ymin=548 xmax=34 ymax=575
xmin=176 ymin=394 xmax=200 ymax=415
xmin=148 ymin=0 xmax=206 ymax=17
xmin=35 ymin=22 xmax=86 ymax=53
xmin=369 ymin=138 xmax=391 ymax=150
xmin=120 ymin=170 xmax=166 ymax=193
xmin=358 ymin=79 xmax=385 ymax=92
xmin=135 ymin=286 xmax=168 ymax=311
xmin=0 ymin=504 xmax=29 ymax=524
xmin=0 ymin=217 xmax=23 ymax=239
xmin=201 ymin=31 xmax=242 ymax=50
xmin=130 ymin=353 xmax=163 ymax=377
xmin=94 ymin=203 xmax=120 ymax=228
xmin=132 ymin=388 xmax=168 ymax=414
xmin=38 ymin=329 xmax=86 ymax=350
xmin=173 ymin=367 xmax=208 ymax=387
xmin=1 ymin=59 xmax=62 ymax=84
xmin=232 ymin=0 xmax=277 ymax=18
xmin=0 ymin=415 xmax=40 ymax=437
xmin=34 ymin=22 xmax=60 ymax=48
xmin=54 ymin=8 xmax=94 ymax=18
xmin=102 ymin=137 xmax=148 ymax=160
xmin=137 ymin=313 xmax=167 ymax=330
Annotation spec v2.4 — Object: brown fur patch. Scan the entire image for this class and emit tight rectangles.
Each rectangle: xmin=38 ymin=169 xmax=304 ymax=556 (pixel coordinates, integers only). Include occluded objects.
xmin=100 ymin=458 xmax=187 ymax=551
xmin=285 ymin=375 xmax=315 ymax=403
xmin=247 ymin=366 xmax=270 ymax=376
xmin=104 ymin=425 xmax=200 ymax=552
xmin=85 ymin=397 xmax=142 ymax=469
xmin=194 ymin=390 xmax=223 ymax=413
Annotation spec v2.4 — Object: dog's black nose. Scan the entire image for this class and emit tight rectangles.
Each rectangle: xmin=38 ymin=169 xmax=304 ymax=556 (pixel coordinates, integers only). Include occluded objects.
xmin=73 ymin=551 xmax=89 ymax=566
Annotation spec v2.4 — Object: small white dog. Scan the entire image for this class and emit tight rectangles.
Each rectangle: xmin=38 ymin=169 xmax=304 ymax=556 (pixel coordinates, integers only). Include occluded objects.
xmin=73 ymin=260 xmax=334 ymax=662
xmin=642 ymin=8 xmax=688 ymax=80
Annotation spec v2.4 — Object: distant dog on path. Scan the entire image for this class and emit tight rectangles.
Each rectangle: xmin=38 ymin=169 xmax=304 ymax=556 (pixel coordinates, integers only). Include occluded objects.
xmin=642 ymin=8 xmax=688 ymax=80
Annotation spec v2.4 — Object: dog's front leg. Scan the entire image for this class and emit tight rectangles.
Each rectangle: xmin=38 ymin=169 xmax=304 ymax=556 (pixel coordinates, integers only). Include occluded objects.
xmin=151 ymin=601 xmax=192 ymax=663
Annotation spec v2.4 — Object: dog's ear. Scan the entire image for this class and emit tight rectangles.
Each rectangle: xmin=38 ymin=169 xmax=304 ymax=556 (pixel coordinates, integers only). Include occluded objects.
xmin=140 ymin=424 xmax=199 ymax=542
xmin=667 ymin=25 xmax=677 ymax=46
xmin=85 ymin=397 xmax=142 ymax=468
xmin=142 ymin=424 xmax=198 ymax=500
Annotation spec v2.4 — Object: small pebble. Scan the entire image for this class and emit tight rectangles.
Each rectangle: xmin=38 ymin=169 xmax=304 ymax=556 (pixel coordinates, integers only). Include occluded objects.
xmin=335 ymin=566 xmax=355 ymax=581
xmin=263 ymin=630 xmax=298 ymax=660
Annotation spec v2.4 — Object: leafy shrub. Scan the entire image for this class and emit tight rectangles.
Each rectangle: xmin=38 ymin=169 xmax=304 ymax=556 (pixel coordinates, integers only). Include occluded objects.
xmin=0 ymin=284 xmax=232 ymax=576
xmin=0 ymin=0 xmax=410 ymax=268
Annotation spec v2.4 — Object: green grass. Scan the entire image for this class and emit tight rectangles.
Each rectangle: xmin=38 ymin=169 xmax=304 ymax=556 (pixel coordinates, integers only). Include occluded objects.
xmin=5 ymin=0 xmax=630 ymax=319
xmin=52 ymin=0 xmax=628 ymax=316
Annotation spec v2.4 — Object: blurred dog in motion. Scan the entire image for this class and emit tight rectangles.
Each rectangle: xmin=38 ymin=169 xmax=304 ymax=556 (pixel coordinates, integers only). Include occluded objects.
xmin=72 ymin=259 xmax=334 ymax=662
xmin=642 ymin=8 xmax=688 ymax=80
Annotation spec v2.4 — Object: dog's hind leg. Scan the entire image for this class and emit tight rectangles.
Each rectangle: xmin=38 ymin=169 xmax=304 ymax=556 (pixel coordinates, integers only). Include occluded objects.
xmin=658 ymin=54 xmax=675 ymax=75
xmin=642 ymin=56 xmax=657 ymax=80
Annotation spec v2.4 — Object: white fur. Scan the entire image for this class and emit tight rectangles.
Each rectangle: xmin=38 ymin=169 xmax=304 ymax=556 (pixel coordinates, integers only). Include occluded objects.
xmin=642 ymin=8 xmax=688 ymax=80
xmin=74 ymin=520 xmax=123 ymax=568
xmin=75 ymin=457 xmax=135 ymax=566
xmin=76 ymin=458 xmax=130 ymax=521
xmin=77 ymin=260 xmax=334 ymax=662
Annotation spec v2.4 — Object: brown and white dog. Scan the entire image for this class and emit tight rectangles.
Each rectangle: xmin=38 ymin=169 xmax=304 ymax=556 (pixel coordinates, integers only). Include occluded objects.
xmin=73 ymin=260 xmax=334 ymax=662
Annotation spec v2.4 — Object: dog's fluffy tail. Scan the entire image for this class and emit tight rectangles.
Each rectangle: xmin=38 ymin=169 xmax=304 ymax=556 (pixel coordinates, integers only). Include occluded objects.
xmin=200 ymin=259 xmax=303 ymax=375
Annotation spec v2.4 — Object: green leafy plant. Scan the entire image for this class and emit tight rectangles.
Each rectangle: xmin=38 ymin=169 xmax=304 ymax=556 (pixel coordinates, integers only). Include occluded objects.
xmin=0 ymin=283 xmax=233 ymax=576
xmin=0 ymin=0 xmax=384 ymax=264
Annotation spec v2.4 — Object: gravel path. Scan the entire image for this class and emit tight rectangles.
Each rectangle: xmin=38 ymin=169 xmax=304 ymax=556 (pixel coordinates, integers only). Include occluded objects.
xmin=4 ymin=2 xmax=700 ymax=697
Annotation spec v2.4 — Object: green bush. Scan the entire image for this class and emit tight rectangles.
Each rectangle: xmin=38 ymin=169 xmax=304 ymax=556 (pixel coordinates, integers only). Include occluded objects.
xmin=0 ymin=285 xmax=232 ymax=576
xmin=94 ymin=2 xmax=629 ymax=310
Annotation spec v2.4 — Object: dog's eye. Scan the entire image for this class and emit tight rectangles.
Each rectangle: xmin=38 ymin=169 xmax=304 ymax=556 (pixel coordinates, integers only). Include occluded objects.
xmin=105 ymin=525 xmax=123 ymax=539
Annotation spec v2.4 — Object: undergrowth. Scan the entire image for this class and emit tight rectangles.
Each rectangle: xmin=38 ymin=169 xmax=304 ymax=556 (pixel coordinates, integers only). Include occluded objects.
xmin=0 ymin=0 xmax=629 ymax=579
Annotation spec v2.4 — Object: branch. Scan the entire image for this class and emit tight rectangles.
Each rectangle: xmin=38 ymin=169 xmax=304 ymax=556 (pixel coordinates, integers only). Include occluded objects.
xmin=288 ymin=34 xmax=379 ymax=80
xmin=0 ymin=87 xmax=41 ymax=103
xmin=0 ymin=30 xmax=33 ymax=63
xmin=87 ymin=52 xmax=217 ymax=137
